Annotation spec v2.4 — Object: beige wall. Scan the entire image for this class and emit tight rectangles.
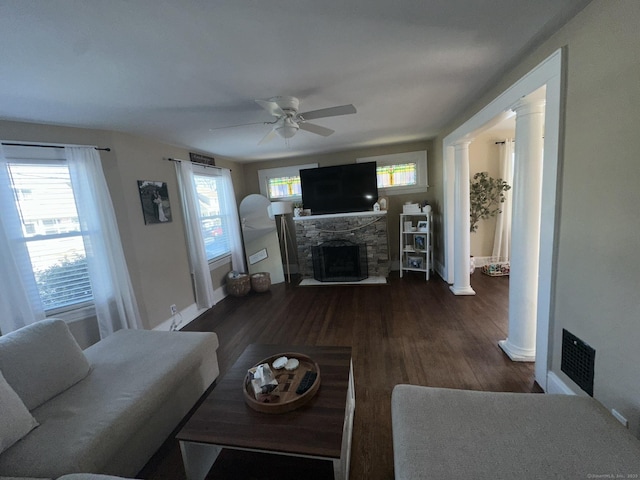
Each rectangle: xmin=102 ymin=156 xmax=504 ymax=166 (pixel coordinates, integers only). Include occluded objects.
xmin=0 ymin=121 xmax=241 ymax=334
xmin=240 ymin=140 xmax=434 ymax=269
xmin=432 ymin=0 xmax=640 ymax=434
xmin=469 ymin=130 xmax=514 ymax=257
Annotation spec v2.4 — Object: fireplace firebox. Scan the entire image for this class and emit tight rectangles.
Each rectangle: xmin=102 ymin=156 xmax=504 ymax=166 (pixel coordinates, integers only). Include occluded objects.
xmin=312 ymin=240 xmax=368 ymax=282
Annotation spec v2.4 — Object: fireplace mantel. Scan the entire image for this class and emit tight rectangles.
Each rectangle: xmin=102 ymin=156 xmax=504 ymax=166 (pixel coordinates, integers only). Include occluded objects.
xmin=294 ymin=211 xmax=389 ymax=279
xmin=293 ymin=211 xmax=387 ymax=222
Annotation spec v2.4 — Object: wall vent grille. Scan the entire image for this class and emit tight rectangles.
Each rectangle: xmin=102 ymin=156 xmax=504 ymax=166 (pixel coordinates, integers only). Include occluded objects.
xmin=561 ymin=329 xmax=595 ymax=396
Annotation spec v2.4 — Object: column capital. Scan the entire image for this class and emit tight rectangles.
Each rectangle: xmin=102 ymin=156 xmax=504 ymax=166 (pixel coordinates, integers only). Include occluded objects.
xmin=453 ymin=140 xmax=472 ymax=150
xmin=511 ymin=97 xmax=546 ymax=116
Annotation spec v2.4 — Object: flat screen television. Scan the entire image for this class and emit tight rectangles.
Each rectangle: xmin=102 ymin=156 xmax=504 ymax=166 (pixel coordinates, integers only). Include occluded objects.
xmin=300 ymin=162 xmax=378 ymax=215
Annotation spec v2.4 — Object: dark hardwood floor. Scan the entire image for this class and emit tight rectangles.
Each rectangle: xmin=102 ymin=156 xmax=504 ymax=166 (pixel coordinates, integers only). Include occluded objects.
xmin=140 ymin=271 xmax=540 ymax=480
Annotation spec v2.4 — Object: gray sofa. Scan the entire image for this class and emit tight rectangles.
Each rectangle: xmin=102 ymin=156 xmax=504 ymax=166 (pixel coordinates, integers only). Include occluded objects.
xmin=0 ymin=319 xmax=219 ymax=479
xmin=392 ymin=384 xmax=640 ymax=479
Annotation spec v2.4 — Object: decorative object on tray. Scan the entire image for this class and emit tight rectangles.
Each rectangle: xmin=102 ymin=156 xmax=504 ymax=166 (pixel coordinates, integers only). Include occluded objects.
xmin=244 ymin=353 xmax=320 ymax=414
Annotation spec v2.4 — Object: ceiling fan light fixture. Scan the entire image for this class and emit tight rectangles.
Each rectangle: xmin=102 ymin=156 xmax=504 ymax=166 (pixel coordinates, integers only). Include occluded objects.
xmin=275 ymin=117 xmax=299 ymax=139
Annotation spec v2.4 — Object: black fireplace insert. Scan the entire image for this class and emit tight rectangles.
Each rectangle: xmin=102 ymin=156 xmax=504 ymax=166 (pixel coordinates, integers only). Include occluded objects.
xmin=311 ymin=239 xmax=368 ymax=282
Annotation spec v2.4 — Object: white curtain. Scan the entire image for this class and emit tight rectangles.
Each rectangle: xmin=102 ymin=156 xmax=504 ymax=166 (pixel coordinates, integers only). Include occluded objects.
xmin=175 ymin=160 xmax=216 ymax=309
xmin=66 ymin=147 xmax=141 ymax=338
xmin=220 ymin=168 xmax=246 ymax=273
xmin=492 ymin=139 xmax=515 ymax=262
xmin=0 ymin=147 xmax=46 ymax=334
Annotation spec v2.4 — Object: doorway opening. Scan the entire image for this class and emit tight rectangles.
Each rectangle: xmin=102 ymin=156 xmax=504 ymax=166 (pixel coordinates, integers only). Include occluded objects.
xmin=442 ymin=49 xmax=564 ymax=391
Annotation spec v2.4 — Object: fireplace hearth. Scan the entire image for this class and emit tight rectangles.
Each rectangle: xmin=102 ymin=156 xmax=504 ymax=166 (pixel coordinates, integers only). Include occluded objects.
xmin=312 ymin=240 xmax=368 ymax=282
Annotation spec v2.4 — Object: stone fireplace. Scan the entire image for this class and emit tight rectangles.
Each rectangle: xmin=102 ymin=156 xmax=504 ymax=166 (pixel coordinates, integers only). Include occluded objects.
xmin=294 ymin=211 xmax=389 ymax=279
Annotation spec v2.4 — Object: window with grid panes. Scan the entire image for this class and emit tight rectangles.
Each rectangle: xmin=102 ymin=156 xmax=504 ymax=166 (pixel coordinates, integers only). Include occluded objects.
xmin=6 ymin=161 xmax=93 ymax=312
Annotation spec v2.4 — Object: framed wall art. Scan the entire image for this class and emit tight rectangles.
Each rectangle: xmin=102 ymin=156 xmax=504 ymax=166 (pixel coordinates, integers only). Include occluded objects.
xmin=138 ymin=180 xmax=172 ymax=224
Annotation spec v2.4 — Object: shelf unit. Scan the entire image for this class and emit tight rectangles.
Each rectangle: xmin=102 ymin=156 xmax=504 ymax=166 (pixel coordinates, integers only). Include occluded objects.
xmin=400 ymin=212 xmax=433 ymax=280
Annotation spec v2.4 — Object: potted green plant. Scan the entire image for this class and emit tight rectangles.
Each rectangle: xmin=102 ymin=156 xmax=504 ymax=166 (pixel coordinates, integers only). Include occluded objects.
xmin=469 ymin=172 xmax=511 ymax=233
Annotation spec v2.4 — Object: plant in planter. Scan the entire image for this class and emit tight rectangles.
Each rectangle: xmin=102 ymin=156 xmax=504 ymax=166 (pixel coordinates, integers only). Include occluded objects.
xmin=469 ymin=171 xmax=511 ymax=233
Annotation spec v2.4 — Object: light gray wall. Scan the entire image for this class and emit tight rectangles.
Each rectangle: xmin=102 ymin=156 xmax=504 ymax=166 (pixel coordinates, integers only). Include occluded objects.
xmin=0 ymin=120 xmax=242 ymax=333
xmin=432 ymin=0 xmax=640 ymax=435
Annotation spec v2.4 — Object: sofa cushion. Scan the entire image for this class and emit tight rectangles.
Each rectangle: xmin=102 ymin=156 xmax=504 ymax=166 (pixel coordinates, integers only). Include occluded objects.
xmin=0 ymin=319 xmax=90 ymax=410
xmin=0 ymin=329 xmax=218 ymax=478
xmin=391 ymin=385 xmax=640 ymax=480
xmin=0 ymin=370 xmax=39 ymax=454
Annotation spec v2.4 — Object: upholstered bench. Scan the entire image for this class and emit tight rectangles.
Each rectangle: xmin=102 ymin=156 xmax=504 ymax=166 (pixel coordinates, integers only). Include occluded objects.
xmin=392 ymin=384 xmax=640 ymax=479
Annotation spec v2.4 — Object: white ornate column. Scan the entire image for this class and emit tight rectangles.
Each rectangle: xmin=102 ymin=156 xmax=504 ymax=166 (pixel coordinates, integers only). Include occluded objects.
xmin=499 ymin=96 xmax=545 ymax=361
xmin=450 ymin=141 xmax=475 ymax=296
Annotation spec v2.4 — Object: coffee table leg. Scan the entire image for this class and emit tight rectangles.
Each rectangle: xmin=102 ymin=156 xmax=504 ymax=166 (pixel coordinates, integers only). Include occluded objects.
xmin=180 ymin=440 xmax=221 ymax=480
xmin=335 ymin=359 xmax=356 ymax=480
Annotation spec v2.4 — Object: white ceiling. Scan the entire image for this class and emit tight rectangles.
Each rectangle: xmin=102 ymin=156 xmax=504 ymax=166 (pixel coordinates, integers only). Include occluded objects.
xmin=0 ymin=0 xmax=590 ymax=162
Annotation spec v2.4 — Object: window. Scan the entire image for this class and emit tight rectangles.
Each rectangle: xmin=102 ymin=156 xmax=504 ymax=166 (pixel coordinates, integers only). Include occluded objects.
xmin=357 ymin=150 xmax=428 ymax=195
xmin=193 ymin=166 xmax=233 ymax=262
xmin=376 ymin=163 xmax=417 ymax=188
xmin=6 ymin=161 xmax=93 ymax=313
xmin=258 ymin=163 xmax=318 ymax=200
xmin=267 ymin=175 xmax=302 ymax=199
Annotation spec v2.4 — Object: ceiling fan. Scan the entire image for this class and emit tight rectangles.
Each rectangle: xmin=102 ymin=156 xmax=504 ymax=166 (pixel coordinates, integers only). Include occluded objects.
xmin=213 ymin=96 xmax=357 ymax=144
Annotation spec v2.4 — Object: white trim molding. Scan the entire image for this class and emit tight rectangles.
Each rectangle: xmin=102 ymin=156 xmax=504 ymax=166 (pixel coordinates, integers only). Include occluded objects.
xmin=357 ymin=150 xmax=428 ymax=195
xmin=257 ymin=163 xmax=318 ymax=200
xmin=546 ymin=371 xmax=577 ymax=395
xmin=442 ymin=48 xmax=564 ymax=391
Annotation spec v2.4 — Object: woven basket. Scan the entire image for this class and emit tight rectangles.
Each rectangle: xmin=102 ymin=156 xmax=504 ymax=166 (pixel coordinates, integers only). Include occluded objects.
xmin=250 ymin=272 xmax=271 ymax=293
xmin=227 ymin=273 xmax=251 ymax=296
xmin=481 ymin=262 xmax=510 ymax=276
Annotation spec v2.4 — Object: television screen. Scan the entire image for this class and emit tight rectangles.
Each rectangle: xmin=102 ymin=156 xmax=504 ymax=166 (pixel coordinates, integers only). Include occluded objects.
xmin=300 ymin=162 xmax=378 ymax=215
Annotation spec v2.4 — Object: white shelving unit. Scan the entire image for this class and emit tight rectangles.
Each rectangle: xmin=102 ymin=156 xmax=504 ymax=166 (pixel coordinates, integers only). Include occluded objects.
xmin=399 ymin=212 xmax=433 ymax=280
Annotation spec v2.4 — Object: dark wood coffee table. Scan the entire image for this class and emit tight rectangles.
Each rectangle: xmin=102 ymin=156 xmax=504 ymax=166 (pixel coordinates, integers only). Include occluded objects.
xmin=177 ymin=344 xmax=355 ymax=480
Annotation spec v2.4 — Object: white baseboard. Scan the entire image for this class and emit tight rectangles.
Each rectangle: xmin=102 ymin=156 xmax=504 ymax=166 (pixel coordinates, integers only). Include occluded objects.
xmin=546 ymin=371 xmax=577 ymax=395
xmin=154 ymin=285 xmax=227 ymax=332
xmin=434 ymin=260 xmax=447 ymax=282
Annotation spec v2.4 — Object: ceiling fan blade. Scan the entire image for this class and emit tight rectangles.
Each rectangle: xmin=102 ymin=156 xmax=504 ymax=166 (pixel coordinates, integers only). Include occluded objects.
xmin=299 ymin=122 xmax=334 ymax=137
xmin=298 ymin=104 xmax=356 ymax=121
xmin=256 ymin=99 xmax=285 ymax=117
xmin=258 ymin=128 xmax=278 ymax=145
xmin=209 ymin=121 xmax=266 ymax=131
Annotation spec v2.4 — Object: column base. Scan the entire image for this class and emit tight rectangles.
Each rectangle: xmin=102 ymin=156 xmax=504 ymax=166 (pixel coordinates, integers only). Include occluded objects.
xmin=449 ymin=285 xmax=476 ymax=295
xmin=498 ymin=339 xmax=535 ymax=362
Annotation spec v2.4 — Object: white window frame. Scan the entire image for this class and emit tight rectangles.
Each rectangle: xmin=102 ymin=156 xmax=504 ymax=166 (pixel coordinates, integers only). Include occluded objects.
xmin=257 ymin=163 xmax=318 ymax=201
xmin=3 ymin=147 xmax=96 ymax=318
xmin=192 ymin=164 xmax=234 ymax=266
xmin=357 ymin=150 xmax=428 ymax=195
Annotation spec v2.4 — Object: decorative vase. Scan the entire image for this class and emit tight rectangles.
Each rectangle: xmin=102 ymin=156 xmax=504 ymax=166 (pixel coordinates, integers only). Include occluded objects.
xmin=293 ymin=207 xmax=302 ymax=217
xmin=470 ymin=256 xmax=476 ymax=274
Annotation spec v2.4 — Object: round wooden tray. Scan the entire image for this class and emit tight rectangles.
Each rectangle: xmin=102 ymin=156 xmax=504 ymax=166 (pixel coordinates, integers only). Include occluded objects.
xmin=243 ymin=352 xmax=321 ymax=414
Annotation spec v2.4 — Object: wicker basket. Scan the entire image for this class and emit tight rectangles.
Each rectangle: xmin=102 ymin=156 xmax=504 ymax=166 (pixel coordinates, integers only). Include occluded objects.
xmin=250 ymin=272 xmax=271 ymax=293
xmin=227 ymin=272 xmax=251 ymax=296
xmin=481 ymin=262 xmax=510 ymax=276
